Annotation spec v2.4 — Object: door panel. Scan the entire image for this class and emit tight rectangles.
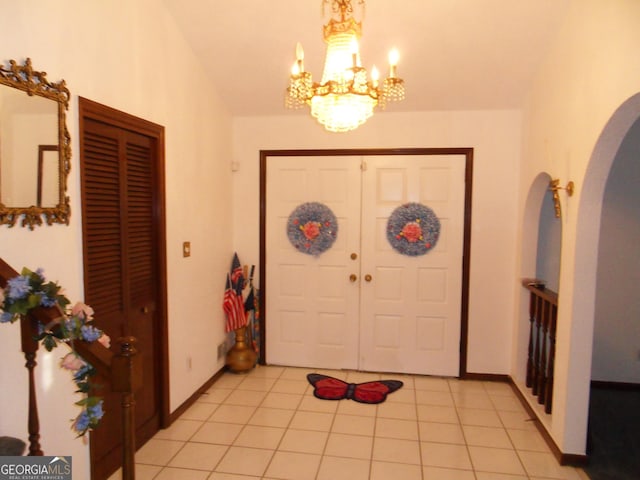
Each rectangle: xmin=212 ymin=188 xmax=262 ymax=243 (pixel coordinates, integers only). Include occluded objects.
xmin=266 ymin=156 xmax=362 ymax=369
xmin=124 ymin=132 xmax=159 ymax=432
xmin=359 ymin=155 xmax=466 ymax=376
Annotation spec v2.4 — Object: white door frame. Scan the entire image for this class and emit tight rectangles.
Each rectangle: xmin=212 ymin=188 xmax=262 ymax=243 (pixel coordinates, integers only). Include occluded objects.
xmin=259 ymin=148 xmax=473 ymax=377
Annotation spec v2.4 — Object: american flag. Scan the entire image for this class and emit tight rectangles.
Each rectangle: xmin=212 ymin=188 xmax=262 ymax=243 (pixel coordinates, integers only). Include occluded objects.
xmin=230 ymin=252 xmax=245 ymax=293
xmin=223 ymin=273 xmax=246 ymax=332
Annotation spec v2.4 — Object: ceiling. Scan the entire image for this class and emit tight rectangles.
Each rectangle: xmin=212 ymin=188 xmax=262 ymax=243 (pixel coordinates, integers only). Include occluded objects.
xmin=163 ymin=0 xmax=571 ymax=117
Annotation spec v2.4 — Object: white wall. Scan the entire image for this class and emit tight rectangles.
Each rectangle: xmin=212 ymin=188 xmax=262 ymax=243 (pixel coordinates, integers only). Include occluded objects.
xmin=0 ymin=0 xmax=233 ymax=477
xmin=232 ymin=109 xmax=521 ymax=375
xmin=592 ymin=116 xmax=640 ymax=383
xmin=535 ymin=190 xmax=561 ymax=292
xmin=517 ymin=0 xmax=640 ymax=456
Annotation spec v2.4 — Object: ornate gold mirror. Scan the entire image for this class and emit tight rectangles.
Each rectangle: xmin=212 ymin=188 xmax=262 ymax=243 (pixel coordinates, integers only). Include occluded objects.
xmin=0 ymin=58 xmax=71 ymax=229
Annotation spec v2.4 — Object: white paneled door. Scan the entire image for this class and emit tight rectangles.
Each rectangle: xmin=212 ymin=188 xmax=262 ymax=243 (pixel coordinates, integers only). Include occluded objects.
xmin=265 ymin=153 xmax=467 ymax=376
xmin=265 ymin=156 xmax=362 ymax=370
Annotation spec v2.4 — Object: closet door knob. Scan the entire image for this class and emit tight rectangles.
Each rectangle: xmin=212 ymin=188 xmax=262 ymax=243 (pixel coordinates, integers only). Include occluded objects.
xmin=349 ymin=274 xmax=358 ymax=282
xmin=364 ymin=274 xmax=372 ymax=282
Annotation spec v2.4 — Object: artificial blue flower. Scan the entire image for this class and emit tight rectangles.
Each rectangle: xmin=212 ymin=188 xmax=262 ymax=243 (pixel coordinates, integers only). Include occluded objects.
xmin=63 ymin=316 xmax=81 ymax=334
xmin=3 ymin=268 xmax=105 ymax=437
xmin=74 ymin=364 xmax=92 ymax=382
xmin=88 ymin=401 xmax=104 ymax=420
xmin=80 ymin=325 xmax=102 ymax=342
xmin=6 ymin=276 xmax=31 ymax=299
xmin=74 ymin=411 xmax=90 ymax=432
xmin=38 ymin=293 xmax=57 ymax=307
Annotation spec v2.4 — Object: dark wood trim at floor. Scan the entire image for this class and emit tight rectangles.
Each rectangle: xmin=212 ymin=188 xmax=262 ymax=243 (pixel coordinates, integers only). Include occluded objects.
xmin=591 ymin=380 xmax=640 ymax=391
xmin=463 ymin=372 xmax=511 ymax=383
xmin=168 ymin=367 xmax=227 ymax=424
xmin=509 ymin=376 xmax=588 ymax=467
xmin=463 ymin=372 xmax=588 ymax=466
xmin=165 ymin=367 xmax=589 ymax=467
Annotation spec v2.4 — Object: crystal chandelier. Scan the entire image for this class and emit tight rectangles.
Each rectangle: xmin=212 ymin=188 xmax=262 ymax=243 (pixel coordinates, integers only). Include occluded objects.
xmin=285 ymin=0 xmax=405 ymax=133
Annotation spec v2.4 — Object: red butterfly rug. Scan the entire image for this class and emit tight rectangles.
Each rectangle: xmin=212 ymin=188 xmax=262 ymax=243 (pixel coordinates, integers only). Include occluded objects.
xmin=307 ymin=373 xmax=403 ymax=404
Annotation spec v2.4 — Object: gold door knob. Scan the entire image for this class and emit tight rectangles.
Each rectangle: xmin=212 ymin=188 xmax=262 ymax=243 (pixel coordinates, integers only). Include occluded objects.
xmin=350 ymin=253 xmax=358 ymax=260
xmin=349 ymin=274 xmax=358 ymax=282
xmin=364 ymin=274 xmax=372 ymax=282
xmin=142 ymin=306 xmax=149 ymax=314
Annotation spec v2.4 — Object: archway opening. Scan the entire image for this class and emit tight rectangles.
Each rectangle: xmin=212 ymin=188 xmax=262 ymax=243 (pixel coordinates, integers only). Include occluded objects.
xmin=585 ymin=113 xmax=640 ymax=479
xmin=569 ymin=91 xmax=640 ymax=475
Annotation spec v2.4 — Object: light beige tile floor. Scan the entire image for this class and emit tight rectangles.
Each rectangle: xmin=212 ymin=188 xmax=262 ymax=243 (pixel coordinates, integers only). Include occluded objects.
xmin=108 ymin=366 xmax=591 ymax=480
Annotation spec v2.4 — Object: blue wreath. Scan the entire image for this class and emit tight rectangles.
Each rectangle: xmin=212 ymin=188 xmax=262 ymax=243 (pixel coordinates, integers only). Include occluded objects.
xmin=386 ymin=203 xmax=440 ymax=256
xmin=287 ymin=202 xmax=338 ymax=256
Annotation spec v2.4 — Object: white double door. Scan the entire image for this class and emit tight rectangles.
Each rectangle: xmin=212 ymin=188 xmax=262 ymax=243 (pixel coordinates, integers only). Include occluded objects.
xmin=265 ymin=154 xmax=466 ymax=376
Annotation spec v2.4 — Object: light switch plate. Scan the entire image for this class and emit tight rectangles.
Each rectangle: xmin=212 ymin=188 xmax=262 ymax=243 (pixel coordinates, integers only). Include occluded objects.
xmin=183 ymin=241 xmax=191 ymax=257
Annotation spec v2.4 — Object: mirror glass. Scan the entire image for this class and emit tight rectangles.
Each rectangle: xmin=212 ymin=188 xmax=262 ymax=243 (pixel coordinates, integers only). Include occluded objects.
xmin=0 ymin=58 xmax=71 ymax=229
xmin=1 ymin=89 xmax=59 ymax=207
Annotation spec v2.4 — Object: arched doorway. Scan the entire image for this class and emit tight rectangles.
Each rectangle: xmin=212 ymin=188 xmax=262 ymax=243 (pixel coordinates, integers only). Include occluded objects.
xmin=514 ymin=172 xmax=562 ymax=423
xmin=585 ymin=105 xmax=640 ymax=479
xmin=571 ymin=93 xmax=640 ymax=477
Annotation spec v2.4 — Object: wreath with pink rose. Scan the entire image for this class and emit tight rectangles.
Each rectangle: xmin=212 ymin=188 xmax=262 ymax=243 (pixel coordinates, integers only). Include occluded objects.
xmin=387 ymin=202 xmax=440 ymax=256
xmin=287 ymin=202 xmax=338 ymax=256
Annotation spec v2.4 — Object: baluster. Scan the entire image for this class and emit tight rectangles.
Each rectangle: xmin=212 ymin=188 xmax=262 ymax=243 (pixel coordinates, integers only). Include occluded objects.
xmin=526 ymin=291 xmax=536 ymax=388
xmin=537 ymin=300 xmax=549 ymax=404
xmin=544 ymin=304 xmax=558 ymax=413
xmin=21 ymin=316 xmax=43 ymax=456
xmin=522 ymin=280 xmax=558 ymax=414
xmin=532 ymin=296 xmax=542 ymax=396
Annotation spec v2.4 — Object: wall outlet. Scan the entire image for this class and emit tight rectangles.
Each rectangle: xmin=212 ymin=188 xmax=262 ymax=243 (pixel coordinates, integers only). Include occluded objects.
xmin=183 ymin=241 xmax=191 ymax=257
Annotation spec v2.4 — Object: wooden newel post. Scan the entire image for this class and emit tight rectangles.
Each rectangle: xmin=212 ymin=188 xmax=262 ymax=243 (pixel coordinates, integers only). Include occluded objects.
xmin=20 ymin=315 xmax=43 ymax=456
xmin=111 ymin=336 xmax=143 ymax=480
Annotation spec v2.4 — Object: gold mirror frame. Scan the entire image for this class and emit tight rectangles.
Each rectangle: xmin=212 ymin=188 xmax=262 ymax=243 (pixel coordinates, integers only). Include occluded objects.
xmin=0 ymin=58 xmax=71 ymax=229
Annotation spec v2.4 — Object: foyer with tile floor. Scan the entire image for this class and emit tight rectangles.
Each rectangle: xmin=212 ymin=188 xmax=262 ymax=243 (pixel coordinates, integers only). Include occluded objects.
xmin=109 ymin=365 xmax=589 ymax=480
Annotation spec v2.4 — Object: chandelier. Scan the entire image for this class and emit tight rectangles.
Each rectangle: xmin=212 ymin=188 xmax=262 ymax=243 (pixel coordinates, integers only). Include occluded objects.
xmin=285 ymin=0 xmax=405 ymax=133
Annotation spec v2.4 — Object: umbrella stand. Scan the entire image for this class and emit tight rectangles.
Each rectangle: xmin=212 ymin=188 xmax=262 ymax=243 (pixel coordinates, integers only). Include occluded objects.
xmin=226 ymin=325 xmax=256 ymax=373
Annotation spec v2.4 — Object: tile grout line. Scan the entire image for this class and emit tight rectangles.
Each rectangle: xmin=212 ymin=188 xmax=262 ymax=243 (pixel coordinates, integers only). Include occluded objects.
xmin=411 ymin=376 xmax=428 ymax=480
xmin=132 ymin=367 xmax=584 ymax=480
xmin=448 ymin=378 xmax=480 ymax=480
xmin=245 ymin=364 xmax=289 ymax=479
xmin=487 ymin=380 xmax=534 ymax=480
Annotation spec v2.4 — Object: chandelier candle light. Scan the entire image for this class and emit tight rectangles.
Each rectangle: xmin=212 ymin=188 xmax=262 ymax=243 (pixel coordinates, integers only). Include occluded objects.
xmin=286 ymin=0 xmax=405 ymax=132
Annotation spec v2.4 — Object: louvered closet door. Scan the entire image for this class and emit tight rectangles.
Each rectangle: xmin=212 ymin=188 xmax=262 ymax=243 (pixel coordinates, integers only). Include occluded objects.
xmin=82 ymin=118 xmax=160 ymax=478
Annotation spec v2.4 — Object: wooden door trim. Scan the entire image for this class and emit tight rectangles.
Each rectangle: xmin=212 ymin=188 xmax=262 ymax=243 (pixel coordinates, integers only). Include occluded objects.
xmin=78 ymin=96 xmax=170 ymax=458
xmin=259 ymin=148 xmax=473 ymax=377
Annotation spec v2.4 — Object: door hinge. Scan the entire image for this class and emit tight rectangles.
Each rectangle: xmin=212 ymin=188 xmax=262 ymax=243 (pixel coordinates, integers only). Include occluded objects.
xmin=361 ymin=160 xmax=367 ymax=171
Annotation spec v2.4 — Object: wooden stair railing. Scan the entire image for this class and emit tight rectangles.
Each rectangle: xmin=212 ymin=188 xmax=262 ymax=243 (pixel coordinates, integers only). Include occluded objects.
xmin=522 ymin=279 xmax=558 ymax=414
xmin=0 ymin=258 xmax=142 ymax=480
